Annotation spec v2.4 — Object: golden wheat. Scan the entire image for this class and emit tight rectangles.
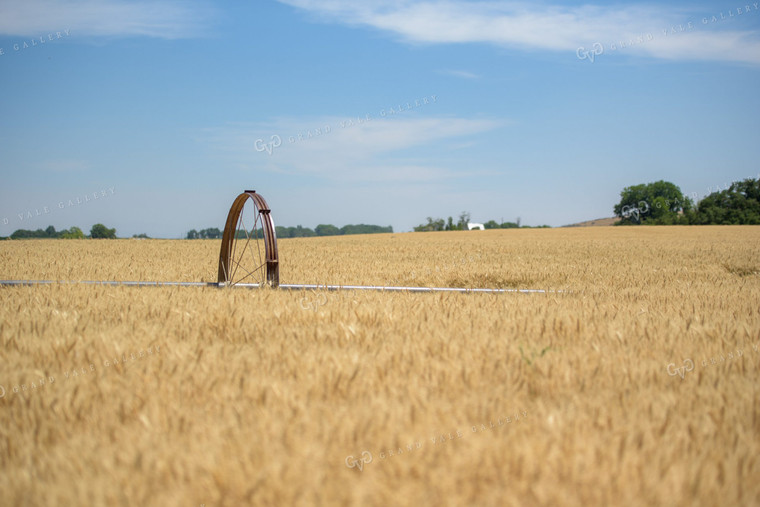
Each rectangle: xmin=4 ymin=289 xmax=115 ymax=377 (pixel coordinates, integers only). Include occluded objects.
xmin=1 ymin=226 xmax=759 ymax=506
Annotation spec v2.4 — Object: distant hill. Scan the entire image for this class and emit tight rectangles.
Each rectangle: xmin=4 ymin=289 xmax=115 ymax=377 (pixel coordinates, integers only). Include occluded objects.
xmin=563 ymin=217 xmax=618 ymax=227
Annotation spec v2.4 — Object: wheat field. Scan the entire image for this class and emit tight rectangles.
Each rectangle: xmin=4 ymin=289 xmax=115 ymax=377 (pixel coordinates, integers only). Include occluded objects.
xmin=1 ymin=226 xmax=759 ymax=506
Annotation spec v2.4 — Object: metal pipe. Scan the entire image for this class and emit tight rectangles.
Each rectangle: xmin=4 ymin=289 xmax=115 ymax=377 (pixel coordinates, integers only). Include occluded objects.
xmin=0 ymin=280 xmax=560 ymax=293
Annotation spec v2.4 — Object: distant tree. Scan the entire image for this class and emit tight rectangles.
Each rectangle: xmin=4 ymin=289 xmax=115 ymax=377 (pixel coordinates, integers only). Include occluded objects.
xmin=690 ymin=178 xmax=760 ymax=225
xmin=414 ymin=217 xmax=445 ymax=232
xmin=11 ymin=226 xmax=61 ymax=239
xmin=274 ymin=223 xmax=392 ymax=237
xmin=500 ymin=222 xmax=519 ymax=229
xmin=186 ymin=229 xmax=199 ymax=239
xmin=456 ymin=212 xmax=471 ymax=231
xmin=316 ymin=224 xmax=341 ymax=236
xmin=291 ymin=225 xmax=316 ymax=237
xmin=131 ymin=233 xmax=150 ymax=239
xmin=341 ymin=224 xmax=392 ymax=235
xmin=199 ymin=228 xmax=222 ymax=239
xmin=61 ymin=227 xmax=85 ymax=239
xmin=90 ymin=223 xmax=116 ymax=239
xmin=414 ymin=214 xmax=546 ymax=232
xmin=10 ymin=229 xmax=35 ymax=239
xmin=273 ymin=225 xmax=316 ymax=237
xmin=234 ymin=228 xmax=263 ymax=239
xmin=614 ymin=180 xmax=692 ymax=225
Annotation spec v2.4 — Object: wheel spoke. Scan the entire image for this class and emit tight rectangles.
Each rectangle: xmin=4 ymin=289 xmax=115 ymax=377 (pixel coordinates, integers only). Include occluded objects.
xmin=246 ymin=210 xmax=265 ymax=284
xmin=230 ymin=201 xmax=266 ymax=286
xmin=243 ymin=207 xmax=262 ymax=284
xmin=229 ymin=211 xmax=247 ymax=284
xmin=229 ymin=259 xmax=268 ymax=285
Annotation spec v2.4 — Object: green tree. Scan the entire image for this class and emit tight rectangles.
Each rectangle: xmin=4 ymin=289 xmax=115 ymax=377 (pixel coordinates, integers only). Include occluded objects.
xmin=186 ymin=229 xmax=199 ymax=239
xmin=691 ymin=178 xmax=760 ymax=225
xmin=90 ymin=223 xmax=116 ymax=239
xmin=234 ymin=228 xmax=263 ymax=239
xmin=61 ymin=227 xmax=85 ymax=239
xmin=315 ymin=224 xmax=341 ymax=236
xmin=483 ymin=220 xmax=500 ymax=229
xmin=614 ymin=180 xmax=692 ymax=225
xmin=291 ymin=225 xmax=315 ymax=237
xmin=199 ymin=228 xmax=222 ymax=239
xmin=341 ymin=224 xmax=392 ymax=235
xmin=456 ymin=212 xmax=471 ymax=231
xmin=10 ymin=228 xmax=37 ymax=239
xmin=9 ymin=225 xmax=61 ymax=238
xmin=414 ymin=217 xmax=445 ymax=232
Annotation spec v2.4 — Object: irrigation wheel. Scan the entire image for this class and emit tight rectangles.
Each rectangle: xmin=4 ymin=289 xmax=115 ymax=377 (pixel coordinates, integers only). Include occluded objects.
xmin=217 ymin=190 xmax=279 ymax=287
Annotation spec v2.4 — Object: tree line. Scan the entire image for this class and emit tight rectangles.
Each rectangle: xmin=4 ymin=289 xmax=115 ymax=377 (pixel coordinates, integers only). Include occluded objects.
xmin=186 ymin=223 xmax=393 ymax=239
xmin=614 ymin=178 xmax=760 ymax=225
xmin=7 ymin=179 xmax=754 ymax=240
xmin=2 ymin=224 xmax=120 ymax=240
xmin=414 ymin=212 xmax=550 ymax=231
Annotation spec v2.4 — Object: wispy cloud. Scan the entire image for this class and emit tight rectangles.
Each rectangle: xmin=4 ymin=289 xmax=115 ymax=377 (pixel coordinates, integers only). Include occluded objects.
xmin=439 ymin=69 xmax=481 ymax=79
xmin=203 ymin=114 xmax=503 ymax=183
xmin=278 ymin=0 xmax=760 ymax=65
xmin=0 ymin=0 xmax=216 ymax=39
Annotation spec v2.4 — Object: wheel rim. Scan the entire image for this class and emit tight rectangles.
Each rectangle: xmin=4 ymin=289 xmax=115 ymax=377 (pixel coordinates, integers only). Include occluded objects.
xmin=218 ymin=190 xmax=279 ymax=287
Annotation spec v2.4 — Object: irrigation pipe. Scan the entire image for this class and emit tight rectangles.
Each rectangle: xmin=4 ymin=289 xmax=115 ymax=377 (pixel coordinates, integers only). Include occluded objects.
xmin=0 ymin=280 xmax=561 ymax=294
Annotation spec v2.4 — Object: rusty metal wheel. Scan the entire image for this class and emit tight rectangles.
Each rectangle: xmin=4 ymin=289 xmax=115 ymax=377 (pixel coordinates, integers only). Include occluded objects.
xmin=218 ymin=190 xmax=279 ymax=287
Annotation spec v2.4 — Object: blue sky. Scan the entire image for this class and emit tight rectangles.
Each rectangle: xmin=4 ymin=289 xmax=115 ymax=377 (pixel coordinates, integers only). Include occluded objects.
xmin=1 ymin=0 xmax=759 ymax=238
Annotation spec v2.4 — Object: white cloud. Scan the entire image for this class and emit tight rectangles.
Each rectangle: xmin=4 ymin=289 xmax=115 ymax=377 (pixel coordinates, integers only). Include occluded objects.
xmin=439 ymin=69 xmax=481 ymax=79
xmin=203 ymin=114 xmax=503 ymax=183
xmin=278 ymin=0 xmax=760 ymax=65
xmin=636 ymin=29 xmax=760 ymax=64
xmin=0 ymin=0 xmax=215 ymax=39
